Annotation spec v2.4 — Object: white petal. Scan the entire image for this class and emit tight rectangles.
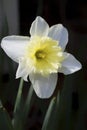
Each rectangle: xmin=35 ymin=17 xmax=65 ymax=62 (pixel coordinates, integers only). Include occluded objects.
xmin=30 ymin=16 xmax=49 ymax=36
xmin=59 ymin=53 xmax=82 ymax=75
xmin=48 ymin=24 xmax=68 ymax=50
xmin=16 ymin=61 xmax=28 ymax=81
xmin=1 ymin=35 xmax=30 ymax=63
xmin=29 ymin=73 xmax=58 ymax=98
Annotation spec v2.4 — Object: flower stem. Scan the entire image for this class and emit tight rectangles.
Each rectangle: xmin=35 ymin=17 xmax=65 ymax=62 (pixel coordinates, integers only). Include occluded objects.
xmin=21 ymin=85 xmax=34 ymax=125
xmin=42 ymin=97 xmax=56 ymax=130
xmin=13 ymin=78 xmax=24 ymax=114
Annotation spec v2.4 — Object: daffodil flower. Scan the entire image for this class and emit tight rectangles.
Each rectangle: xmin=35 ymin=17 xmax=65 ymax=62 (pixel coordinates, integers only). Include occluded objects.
xmin=1 ymin=16 xmax=82 ymax=98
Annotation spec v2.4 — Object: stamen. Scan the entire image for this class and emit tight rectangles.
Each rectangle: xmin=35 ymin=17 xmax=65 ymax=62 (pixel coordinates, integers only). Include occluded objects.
xmin=35 ymin=50 xmax=46 ymax=59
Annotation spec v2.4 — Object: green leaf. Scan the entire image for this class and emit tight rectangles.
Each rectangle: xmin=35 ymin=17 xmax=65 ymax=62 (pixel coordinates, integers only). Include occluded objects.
xmin=53 ymin=76 xmax=73 ymax=130
xmin=13 ymin=84 xmax=34 ymax=130
xmin=42 ymin=97 xmax=56 ymax=130
xmin=0 ymin=101 xmax=14 ymax=130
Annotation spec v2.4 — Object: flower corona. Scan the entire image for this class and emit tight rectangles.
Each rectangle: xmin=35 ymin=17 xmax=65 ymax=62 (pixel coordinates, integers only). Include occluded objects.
xmin=24 ymin=36 xmax=64 ymax=76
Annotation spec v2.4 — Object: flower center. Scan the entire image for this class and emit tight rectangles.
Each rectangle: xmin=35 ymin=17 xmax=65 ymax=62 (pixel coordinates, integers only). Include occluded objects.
xmin=24 ymin=36 xmax=64 ymax=76
xmin=35 ymin=50 xmax=46 ymax=59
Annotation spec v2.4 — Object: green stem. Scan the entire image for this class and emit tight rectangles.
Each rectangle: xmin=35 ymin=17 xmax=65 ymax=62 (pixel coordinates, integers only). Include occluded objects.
xmin=42 ymin=97 xmax=56 ymax=130
xmin=14 ymin=78 xmax=24 ymax=114
xmin=22 ymin=85 xmax=34 ymax=124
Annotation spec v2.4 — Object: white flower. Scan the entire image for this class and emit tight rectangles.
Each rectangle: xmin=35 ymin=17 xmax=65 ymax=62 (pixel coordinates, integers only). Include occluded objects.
xmin=1 ymin=16 xmax=82 ymax=98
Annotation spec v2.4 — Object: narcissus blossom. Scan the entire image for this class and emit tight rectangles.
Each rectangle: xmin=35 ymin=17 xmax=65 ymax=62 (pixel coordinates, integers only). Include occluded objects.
xmin=1 ymin=16 xmax=82 ymax=98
